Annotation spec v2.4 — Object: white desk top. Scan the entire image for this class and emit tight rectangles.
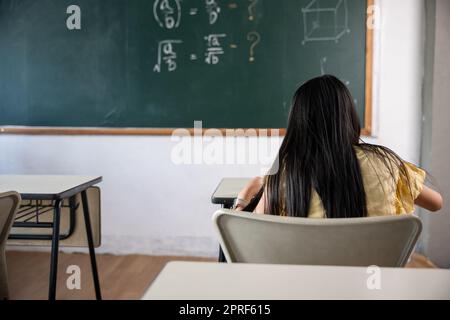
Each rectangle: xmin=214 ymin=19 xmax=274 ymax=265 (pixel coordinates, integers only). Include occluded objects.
xmin=143 ymin=262 xmax=450 ymax=300
xmin=211 ymin=178 xmax=251 ymax=206
xmin=0 ymin=175 xmax=102 ymax=200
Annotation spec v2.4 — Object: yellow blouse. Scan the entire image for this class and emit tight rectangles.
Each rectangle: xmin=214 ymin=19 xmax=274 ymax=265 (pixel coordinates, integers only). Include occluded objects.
xmin=281 ymin=147 xmax=426 ymax=218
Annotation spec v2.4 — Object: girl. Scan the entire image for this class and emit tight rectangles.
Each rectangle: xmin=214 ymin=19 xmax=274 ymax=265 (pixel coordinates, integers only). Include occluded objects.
xmin=234 ymin=75 xmax=442 ymax=217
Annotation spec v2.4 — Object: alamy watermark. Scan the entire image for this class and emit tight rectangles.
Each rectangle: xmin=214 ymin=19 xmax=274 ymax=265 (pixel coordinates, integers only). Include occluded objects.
xmin=66 ymin=5 xmax=81 ymax=30
xmin=66 ymin=265 xmax=82 ymax=290
xmin=367 ymin=4 xmax=381 ymax=31
xmin=170 ymin=121 xmax=281 ymax=175
xmin=366 ymin=265 xmax=382 ymax=290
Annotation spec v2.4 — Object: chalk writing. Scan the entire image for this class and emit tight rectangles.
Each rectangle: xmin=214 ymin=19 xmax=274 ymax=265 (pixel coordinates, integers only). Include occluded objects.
xmin=248 ymin=0 xmax=258 ymax=21
xmin=302 ymin=0 xmax=350 ymax=44
xmin=204 ymin=34 xmax=226 ymax=65
xmin=247 ymin=31 xmax=261 ymax=62
xmin=153 ymin=0 xmax=182 ymax=29
xmin=320 ymin=56 xmax=350 ymax=85
xmin=154 ymin=40 xmax=183 ymax=73
xmin=205 ymin=0 xmax=221 ymax=25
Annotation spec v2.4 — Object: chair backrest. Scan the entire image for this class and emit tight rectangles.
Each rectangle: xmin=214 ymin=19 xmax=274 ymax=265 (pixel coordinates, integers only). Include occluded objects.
xmin=0 ymin=192 xmax=21 ymax=249
xmin=0 ymin=191 xmax=21 ymax=299
xmin=213 ymin=209 xmax=422 ymax=267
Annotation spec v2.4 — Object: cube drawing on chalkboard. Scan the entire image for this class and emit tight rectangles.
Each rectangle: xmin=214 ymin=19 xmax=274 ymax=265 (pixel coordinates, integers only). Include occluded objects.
xmin=302 ymin=0 xmax=350 ymax=44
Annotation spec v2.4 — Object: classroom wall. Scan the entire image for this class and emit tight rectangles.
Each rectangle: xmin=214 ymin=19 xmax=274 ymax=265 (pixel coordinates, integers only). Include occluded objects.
xmin=421 ymin=0 xmax=450 ymax=268
xmin=0 ymin=0 xmax=427 ymax=257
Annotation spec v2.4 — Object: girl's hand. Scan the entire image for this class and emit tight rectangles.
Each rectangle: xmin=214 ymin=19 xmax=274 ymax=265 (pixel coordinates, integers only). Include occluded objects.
xmin=233 ymin=202 xmax=247 ymax=211
xmin=236 ymin=176 xmax=264 ymax=209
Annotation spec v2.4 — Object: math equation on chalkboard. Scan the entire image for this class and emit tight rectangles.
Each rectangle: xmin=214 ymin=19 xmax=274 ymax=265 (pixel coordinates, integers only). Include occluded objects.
xmin=152 ymin=0 xmax=261 ymax=73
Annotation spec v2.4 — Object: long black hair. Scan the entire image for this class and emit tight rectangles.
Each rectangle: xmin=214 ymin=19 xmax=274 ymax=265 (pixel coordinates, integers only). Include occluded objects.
xmin=261 ymin=75 xmax=413 ymax=218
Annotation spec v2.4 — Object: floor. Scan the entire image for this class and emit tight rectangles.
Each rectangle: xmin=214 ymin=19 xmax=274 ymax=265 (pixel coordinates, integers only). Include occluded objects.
xmin=6 ymin=251 xmax=214 ymax=300
xmin=5 ymin=251 xmax=436 ymax=300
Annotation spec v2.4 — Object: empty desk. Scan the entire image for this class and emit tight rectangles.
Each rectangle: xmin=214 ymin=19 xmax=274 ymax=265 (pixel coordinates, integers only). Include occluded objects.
xmin=0 ymin=175 xmax=102 ymax=300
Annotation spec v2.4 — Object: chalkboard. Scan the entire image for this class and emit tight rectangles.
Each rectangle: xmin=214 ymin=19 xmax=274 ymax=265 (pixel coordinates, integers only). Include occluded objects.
xmin=0 ymin=0 xmax=373 ymax=134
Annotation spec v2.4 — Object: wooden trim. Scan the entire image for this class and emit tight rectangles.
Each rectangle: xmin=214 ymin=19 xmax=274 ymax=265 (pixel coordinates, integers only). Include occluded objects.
xmin=0 ymin=126 xmax=286 ymax=137
xmin=363 ymin=0 xmax=375 ymax=136
xmin=361 ymin=128 xmax=371 ymax=137
xmin=1 ymin=1 xmax=374 ymax=137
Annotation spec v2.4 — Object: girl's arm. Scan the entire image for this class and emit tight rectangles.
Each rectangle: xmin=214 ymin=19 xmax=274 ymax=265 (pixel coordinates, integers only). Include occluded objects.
xmin=254 ymin=192 xmax=266 ymax=214
xmin=415 ymin=186 xmax=443 ymax=212
xmin=253 ymin=186 xmax=444 ymax=215
xmin=235 ymin=177 xmax=264 ymax=211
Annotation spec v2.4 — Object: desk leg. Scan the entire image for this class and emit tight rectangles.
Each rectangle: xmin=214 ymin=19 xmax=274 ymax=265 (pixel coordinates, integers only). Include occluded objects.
xmin=48 ymin=199 xmax=62 ymax=300
xmin=218 ymin=204 xmax=232 ymax=263
xmin=218 ymin=248 xmax=227 ymax=263
xmin=81 ymin=190 xmax=102 ymax=300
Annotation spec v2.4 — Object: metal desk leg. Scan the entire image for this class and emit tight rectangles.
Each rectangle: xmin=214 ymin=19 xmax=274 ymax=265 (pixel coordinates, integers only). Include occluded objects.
xmin=81 ymin=190 xmax=102 ymax=300
xmin=48 ymin=199 xmax=62 ymax=300
xmin=218 ymin=248 xmax=227 ymax=263
xmin=218 ymin=203 xmax=232 ymax=263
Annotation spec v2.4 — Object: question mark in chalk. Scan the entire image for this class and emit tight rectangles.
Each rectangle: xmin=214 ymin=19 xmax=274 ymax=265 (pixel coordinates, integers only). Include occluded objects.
xmin=248 ymin=0 xmax=258 ymax=21
xmin=247 ymin=31 xmax=261 ymax=62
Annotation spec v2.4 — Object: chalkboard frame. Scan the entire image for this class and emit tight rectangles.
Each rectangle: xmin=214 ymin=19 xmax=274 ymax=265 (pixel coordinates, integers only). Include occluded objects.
xmin=0 ymin=0 xmax=374 ymax=137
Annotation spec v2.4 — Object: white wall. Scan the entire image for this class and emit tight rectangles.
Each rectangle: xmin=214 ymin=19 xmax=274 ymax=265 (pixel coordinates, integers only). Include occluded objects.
xmin=421 ymin=0 xmax=450 ymax=268
xmin=0 ymin=0 xmax=426 ymax=257
xmin=370 ymin=0 xmax=425 ymax=165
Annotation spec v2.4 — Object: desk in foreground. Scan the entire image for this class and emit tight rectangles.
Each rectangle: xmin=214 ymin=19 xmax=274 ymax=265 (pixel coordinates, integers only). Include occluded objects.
xmin=143 ymin=262 xmax=450 ymax=300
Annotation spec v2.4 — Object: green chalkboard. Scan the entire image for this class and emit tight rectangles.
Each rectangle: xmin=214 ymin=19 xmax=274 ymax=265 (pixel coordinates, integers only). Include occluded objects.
xmin=0 ymin=0 xmax=371 ymax=132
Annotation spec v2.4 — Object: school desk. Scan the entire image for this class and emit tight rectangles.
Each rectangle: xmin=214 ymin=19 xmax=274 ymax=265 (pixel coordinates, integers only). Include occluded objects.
xmin=211 ymin=178 xmax=251 ymax=262
xmin=142 ymin=261 xmax=450 ymax=300
xmin=0 ymin=175 xmax=102 ymax=300
xmin=211 ymin=178 xmax=251 ymax=208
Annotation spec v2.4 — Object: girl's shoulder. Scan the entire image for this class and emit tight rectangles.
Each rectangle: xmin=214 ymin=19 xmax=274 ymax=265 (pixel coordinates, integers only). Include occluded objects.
xmin=354 ymin=144 xmax=426 ymax=214
xmin=353 ymin=144 xmax=407 ymax=187
xmin=354 ymin=145 xmax=394 ymax=175
xmin=354 ymin=145 xmax=404 ymax=171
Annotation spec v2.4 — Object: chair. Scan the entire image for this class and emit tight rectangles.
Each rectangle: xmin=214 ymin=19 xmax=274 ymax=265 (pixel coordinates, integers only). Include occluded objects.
xmin=0 ymin=191 xmax=21 ymax=300
xmin=212 ymin=209 xmax=422 ymax=267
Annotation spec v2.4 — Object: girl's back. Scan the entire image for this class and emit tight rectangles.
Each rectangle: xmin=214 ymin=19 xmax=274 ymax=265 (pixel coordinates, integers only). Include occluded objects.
xmin=235 ymin=75 xmax=442 ymax=217
xmin=306 ymin=146 xmax=426 ymax=218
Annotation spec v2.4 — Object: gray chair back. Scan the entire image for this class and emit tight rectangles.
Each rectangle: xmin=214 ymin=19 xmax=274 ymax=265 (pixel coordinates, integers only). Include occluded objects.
xmin=213 ymin=209 xmax=422 ymax=267
xmin=0 ymin=191 xmax=21 ymax=299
